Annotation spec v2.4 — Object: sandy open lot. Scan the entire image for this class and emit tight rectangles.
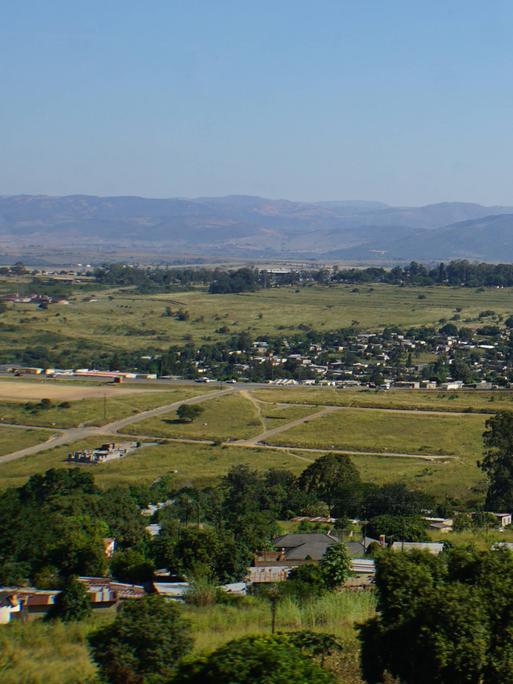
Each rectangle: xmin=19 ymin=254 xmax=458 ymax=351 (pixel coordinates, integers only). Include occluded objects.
xmin=0 ymin=381 xmax=155 ymax=402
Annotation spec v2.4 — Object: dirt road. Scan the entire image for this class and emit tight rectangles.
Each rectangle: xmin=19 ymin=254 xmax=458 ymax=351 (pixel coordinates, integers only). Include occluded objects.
xmin=233 ymin=405 xmax=339 ymax=446
xmin=0 ymin=388 xmax=234 ymax=465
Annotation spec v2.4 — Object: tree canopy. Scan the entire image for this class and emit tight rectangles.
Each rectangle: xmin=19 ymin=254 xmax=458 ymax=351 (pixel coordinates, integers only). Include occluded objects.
xmin=360 ymin=546 xmax=513 ymax=684
xmin=480 ymin=411 xmax=513 ymax=511
xmin=298 ymin=453 xmax=361 ymax=514
xmin=89 ymin=595 xmax=192 ymax=684
xmin=170 ymin=633 xmax=336 ymax=683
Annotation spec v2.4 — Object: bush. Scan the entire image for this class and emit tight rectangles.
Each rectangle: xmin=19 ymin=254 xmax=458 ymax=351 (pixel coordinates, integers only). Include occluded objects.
xmin=184 ymin=575 xmax=220 ymax=607
xmin=170 ymin=634 xmax=335 ymax=683
xmin=284 ymin=564 xmax=326 ymax=600
xmin=46 ymin=576 xmax=91 ymax=622
xmin=89 ymin=595 xmax=192 ymax=684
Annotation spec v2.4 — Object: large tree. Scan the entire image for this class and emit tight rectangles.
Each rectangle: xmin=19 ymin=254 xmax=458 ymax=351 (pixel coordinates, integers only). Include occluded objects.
xmin=479 ymin=411 xmax=513 ymax=510
xmin=367 ymin=514 xmax=430 ymax=544
xmin=298 ymin=453 xmax=361 ymax=514
xmin=177 ymin=404 xmax=205 ymax=423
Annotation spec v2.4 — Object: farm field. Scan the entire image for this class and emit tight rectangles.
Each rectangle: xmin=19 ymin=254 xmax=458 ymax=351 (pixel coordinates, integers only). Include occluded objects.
xmin=0 ymin=386 xmax=215 ymax=429
xmin=3 ymin=282 xmax=513 ymax=357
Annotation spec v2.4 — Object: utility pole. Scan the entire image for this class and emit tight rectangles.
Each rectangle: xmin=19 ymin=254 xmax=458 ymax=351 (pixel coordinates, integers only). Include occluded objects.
xmin=267 ymin=586 xmax=280 ymax=634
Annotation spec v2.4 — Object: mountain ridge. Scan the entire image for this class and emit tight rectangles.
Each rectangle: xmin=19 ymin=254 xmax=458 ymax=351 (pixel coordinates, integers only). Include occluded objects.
xmin=2 ymin=194 xmax=513 ymax=262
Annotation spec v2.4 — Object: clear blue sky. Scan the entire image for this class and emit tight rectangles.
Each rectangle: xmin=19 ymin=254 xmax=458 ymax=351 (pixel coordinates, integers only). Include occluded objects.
xmin=1 ymin=1 xmax=513 ymax=205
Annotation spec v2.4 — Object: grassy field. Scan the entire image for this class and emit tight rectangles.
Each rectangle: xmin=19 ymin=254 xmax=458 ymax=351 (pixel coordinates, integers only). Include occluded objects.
xmin=0 ymin=433 xmax=487 ymax=505
xmin=3 ymin=282 xmax=513 ymax=356
xmin=254 ymin=387 xmax=513 ymax=413
xmin=0 ymin=426 xmax=53 ymax=456
xmin=349 ymin=452 xmax=485 ymax=504
xmin=0 ymin=379 xmax=492 ymax=504
xmin=0 ymin=592 xmax=373 ymax=684
xmin=0 ymin=438 xmax=310 ymax=490
xmin=0 ymin=386 xmax=215 ymax=429
xmin=0 ymin=619 xmax=100 ymax=684
xmin=125 ymin=392 xmax=263 ymax=441
xmin=259 ymin=402 xmax=317 ymax=430
xmin=266 ymin=407 xmax=487 ymax=458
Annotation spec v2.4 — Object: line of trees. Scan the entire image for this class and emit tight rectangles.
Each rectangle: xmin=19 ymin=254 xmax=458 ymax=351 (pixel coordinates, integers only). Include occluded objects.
xmin=333 ymin=260 xmax=513 ymax=287
xmin=95 ymin=260 xmax=513 ymax=294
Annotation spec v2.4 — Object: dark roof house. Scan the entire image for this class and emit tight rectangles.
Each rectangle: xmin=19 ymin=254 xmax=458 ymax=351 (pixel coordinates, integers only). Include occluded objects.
xmin=272 ymin=532 xmax=340 ymax=562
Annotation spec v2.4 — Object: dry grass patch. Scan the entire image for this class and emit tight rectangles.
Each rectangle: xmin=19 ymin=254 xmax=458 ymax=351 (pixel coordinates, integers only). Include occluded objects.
xmin=125 ymin=392 xmax=264 ymax=442
xmin=0 ymin=439 xmax=307 ymax=490
xmin=0 ymin=426 xmax=54 ymax=457
xmin=266 ymin=407 xmax=486 ymax=459
xmin=0 ymin=387 xmax=215 ymax=429
xmin=0 ymin=379 xmax=162 ymax=402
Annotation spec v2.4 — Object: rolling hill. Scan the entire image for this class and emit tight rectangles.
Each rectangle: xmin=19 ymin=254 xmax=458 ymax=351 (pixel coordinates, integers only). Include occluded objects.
xmin=1 ymin=194 xmax=513 ymax=262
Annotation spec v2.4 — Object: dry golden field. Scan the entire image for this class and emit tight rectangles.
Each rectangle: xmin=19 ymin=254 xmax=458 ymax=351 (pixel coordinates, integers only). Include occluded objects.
xmin=0 ymin=380 xmax=161 ymax=402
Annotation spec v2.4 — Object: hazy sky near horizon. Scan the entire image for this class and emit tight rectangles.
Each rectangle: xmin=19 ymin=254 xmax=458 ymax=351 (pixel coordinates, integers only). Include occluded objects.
xmin=2 ymin=1 xmax=513 ymax=205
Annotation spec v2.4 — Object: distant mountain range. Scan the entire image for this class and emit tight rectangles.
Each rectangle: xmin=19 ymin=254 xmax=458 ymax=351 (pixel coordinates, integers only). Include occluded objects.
xmin=2 ymin=194 xmax=513 ymax=262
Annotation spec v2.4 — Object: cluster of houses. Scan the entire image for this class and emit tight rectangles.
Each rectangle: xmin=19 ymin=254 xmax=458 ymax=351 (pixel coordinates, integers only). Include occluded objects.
xmin=6 ymin=366 xmax=157 ymax=381
xmin=190 ymin=324 xmax=513 ymax=388
xmin=0 ymin=292 xmax=69 ymax=306
xmin=3 ymin=513 xmax=513 ymax=624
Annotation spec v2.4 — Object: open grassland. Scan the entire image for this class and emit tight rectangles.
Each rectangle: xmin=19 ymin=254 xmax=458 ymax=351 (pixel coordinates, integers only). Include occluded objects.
xmin=0 ymin=386 xmax=214 ymax=429
xmin=254 ymin=387 xmax=513 ymax=413
xmin=259 ymin=402 xmax=317 ymax=430
xmin=265 ymin=408 xmax=488 ymax=503
xmin=125 ymin=392 xmax=263 ymax=441
xmin=0 ymin=619 xmax=101 ymax=684
xmin=0 ymin=438 xmax=309 ymax=490
xmin=266 ymin=407 xmax=487 ymax=459
xmin=427 ymin=527 xmax=513 ymax=547
xmin=0 ymin=380 xmax=492 ymax=504
xmin=0 ymin=592 xmax=373 ymax=684
xmin=0 ymin=434 xmax=486 ymax=505
xmin=349 ymin=452 xmax=485 ymax=504
xmin=3 ymin=283 xmax=513 ymax=355
xmin=0 ymin=426 xmax=54 ymax=456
